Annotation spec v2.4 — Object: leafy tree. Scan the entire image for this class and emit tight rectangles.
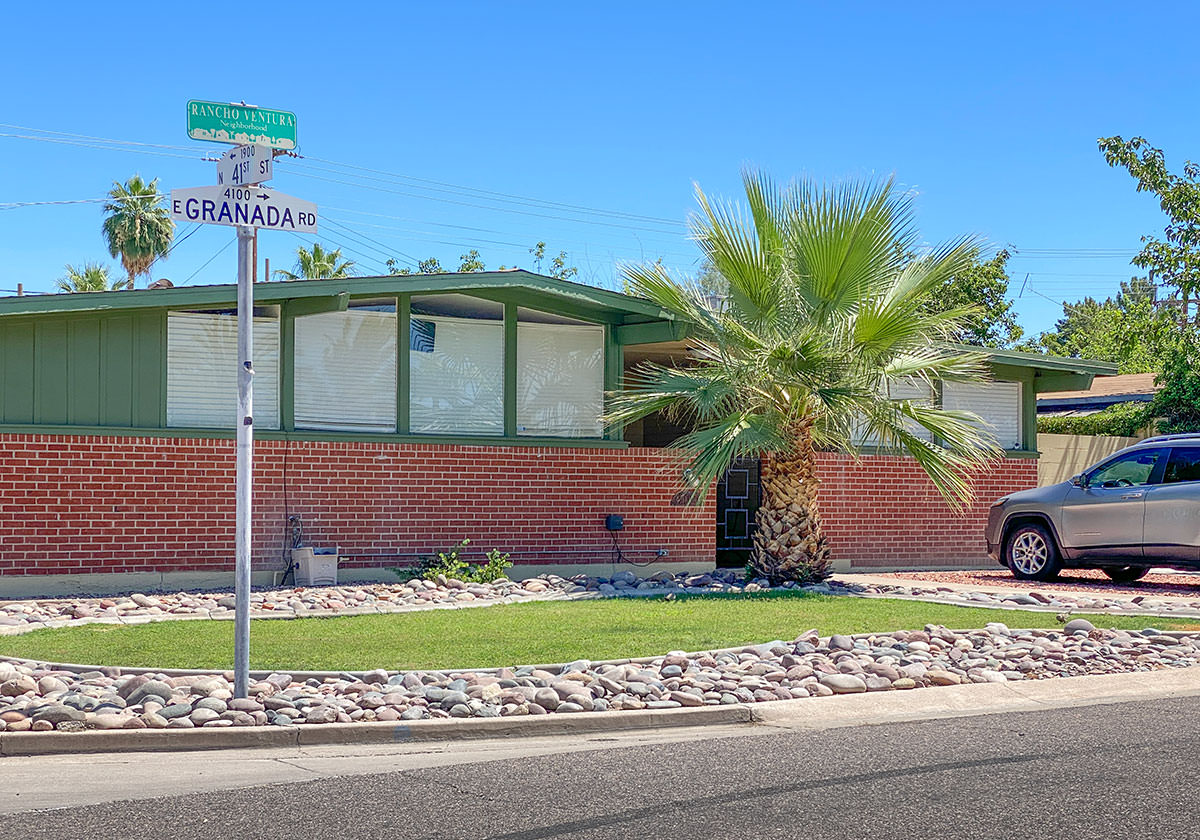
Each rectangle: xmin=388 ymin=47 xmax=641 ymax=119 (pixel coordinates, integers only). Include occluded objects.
xmin=1148 ymin=334 xmax=1200 ymax=433
xmin=609 ymin=172 xmax=1001 ymax=585
xmin=1037 ymin=402 xmax=1152 ymax=437
xmin=1099 ymin=136 xmax=1200 ymax=321
xmin=388 ymin=245 xmax=577 ymax=278
xmin=55 ymin=262 xmax=128 ymax=293
xmin=456 ymin=250 xmax=485 ymax=273
xmin=923 ymin=249 xmax=1022 ymax=347
xmin=274 ymin=243 xmax=355 ymax=280
xmin=101 ymin=175 xmax=174 ymax=287
xmin=529 ymin=241 xmax=578 ymax=280
xmin=1031 ymin=276 xmax=1174 ymax=373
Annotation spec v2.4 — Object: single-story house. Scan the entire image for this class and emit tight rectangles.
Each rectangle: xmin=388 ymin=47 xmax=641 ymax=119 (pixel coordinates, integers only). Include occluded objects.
xmin=1036 ymin=372 xmax=1159 ymax=417
xmin=0 ymin=271 xmax=1114 ymax=595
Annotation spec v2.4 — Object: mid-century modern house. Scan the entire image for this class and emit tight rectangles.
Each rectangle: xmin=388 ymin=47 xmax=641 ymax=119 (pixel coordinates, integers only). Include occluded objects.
xmin=0 ymin=271 xmax=1114 ymax=595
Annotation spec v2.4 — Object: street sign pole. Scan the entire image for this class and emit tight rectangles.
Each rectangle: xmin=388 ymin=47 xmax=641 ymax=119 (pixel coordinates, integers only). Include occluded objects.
xmin=182 ymin=101 xmax=311 ymax=700
xmin=233 ymin=224 xmax=255 ymax=699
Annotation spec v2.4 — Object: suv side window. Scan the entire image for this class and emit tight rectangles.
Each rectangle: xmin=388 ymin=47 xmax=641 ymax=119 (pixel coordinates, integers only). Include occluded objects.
xmin=1086 ymin=448 xmax=1165 ymax=488
xmin=1164 ymin=447 xmax=1200 ymax=484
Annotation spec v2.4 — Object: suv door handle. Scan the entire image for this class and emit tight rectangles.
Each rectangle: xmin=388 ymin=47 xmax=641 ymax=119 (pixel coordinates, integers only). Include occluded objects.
xmin=1120 ymin=491 xmax=1145 ymax=499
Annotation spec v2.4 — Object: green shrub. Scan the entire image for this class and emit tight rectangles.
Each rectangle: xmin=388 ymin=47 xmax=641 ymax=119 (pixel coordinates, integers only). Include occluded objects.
xmin=392 ymin=539 xmax=513 ymax=584
xmin=1037 ymin=401 xmax=1153 ymax=437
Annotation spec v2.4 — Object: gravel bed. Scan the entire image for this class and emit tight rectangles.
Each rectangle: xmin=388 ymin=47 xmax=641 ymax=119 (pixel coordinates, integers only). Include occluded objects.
xmin=832 ymin=578 xmax=1200 ymax=618
xmin=0 ymin=570 xmax=777 ymax=636
xmin=2 ymin=619 xmax=1194 ymax=734
xmin=876 ymin=569 xmax=1200 ymax=596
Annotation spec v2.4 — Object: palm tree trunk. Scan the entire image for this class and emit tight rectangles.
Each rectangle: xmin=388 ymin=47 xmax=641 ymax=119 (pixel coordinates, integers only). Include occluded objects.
xmin=749 ymin=417 xmax=831 ymax=584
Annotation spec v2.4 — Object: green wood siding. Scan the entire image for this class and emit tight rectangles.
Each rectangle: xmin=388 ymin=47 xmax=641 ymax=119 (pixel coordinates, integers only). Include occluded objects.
xmin=0 ymin=312 xmax=164 ymax=428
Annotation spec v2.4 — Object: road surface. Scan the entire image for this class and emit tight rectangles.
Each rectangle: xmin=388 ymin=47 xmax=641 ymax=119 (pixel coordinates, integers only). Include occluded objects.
xmin=3 ymin=696 xmax=1197 ymax=839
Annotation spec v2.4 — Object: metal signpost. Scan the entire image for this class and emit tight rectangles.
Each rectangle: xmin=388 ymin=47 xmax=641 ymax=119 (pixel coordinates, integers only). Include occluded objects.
xmin=176 ymin=101 xmax=314 ymax=698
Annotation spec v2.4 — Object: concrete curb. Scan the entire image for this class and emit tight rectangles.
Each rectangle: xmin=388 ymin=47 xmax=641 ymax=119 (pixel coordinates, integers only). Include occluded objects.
xmin=0 ymin=703 xmax=755 ymax=757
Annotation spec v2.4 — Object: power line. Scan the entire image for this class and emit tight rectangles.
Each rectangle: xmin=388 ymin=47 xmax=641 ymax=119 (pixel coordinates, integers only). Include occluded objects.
xmin=182 ymin=239 xmax=235 ymax=285
xmin=296 ymin=155 xmax=687 ymax=227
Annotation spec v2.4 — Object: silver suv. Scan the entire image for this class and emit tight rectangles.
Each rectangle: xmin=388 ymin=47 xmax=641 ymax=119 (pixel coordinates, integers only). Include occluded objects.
xmin=986 ymin=434 xmax=1200 ymax=582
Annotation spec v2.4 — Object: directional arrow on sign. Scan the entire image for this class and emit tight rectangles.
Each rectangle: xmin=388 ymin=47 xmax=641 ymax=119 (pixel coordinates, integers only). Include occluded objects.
xmin=170 ymin=185 xmax=318 ymax=233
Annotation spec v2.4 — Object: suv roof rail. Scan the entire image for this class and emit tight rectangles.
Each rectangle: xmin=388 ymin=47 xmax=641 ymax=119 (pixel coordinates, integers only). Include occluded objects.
xmin=1139 ymin=433 xmax=1200 ymax=444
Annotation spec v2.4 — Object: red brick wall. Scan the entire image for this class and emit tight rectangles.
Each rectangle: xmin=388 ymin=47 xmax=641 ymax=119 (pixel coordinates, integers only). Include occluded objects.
xmin=0 ymin=435 xmax=714 ymax=576
xmin=814 ymin=452 xmax=1039 ymax=568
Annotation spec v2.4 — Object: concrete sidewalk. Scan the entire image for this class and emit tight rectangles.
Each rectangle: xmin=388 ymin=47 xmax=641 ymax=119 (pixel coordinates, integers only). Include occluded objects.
xmin=4 ymin=664 xmax=1199 ymax=814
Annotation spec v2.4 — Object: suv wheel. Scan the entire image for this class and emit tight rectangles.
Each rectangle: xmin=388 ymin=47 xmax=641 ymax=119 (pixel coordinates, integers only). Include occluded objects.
xmin=1104 ymin=565 xmax=1150 ymax=584
xmin=1005 ymin=523 xmax=1062 ymax=581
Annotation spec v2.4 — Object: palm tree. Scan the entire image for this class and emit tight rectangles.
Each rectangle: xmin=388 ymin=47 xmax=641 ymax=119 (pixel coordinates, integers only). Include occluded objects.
xmin=609 ymin=173 xmax=1002 ymax=584
xmin=101 ymin=175 xmax=174 ymax=288
xmin=274 ymin=243 xmax=355 ymax=280
xmin=55 ymin=262 xmax=130 ymax=293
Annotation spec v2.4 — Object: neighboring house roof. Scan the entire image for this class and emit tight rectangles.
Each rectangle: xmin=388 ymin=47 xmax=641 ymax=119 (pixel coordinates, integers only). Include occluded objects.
xmin=1036 ymin=372 xmax=1159 ymax=417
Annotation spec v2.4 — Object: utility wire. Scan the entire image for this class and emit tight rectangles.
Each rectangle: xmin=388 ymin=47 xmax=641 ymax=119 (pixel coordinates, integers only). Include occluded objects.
xmin=182 ymin=239 xmax=235 ymax=285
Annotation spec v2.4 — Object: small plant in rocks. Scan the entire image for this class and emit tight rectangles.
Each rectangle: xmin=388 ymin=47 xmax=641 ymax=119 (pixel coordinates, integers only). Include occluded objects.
xmin=393 ymin=539 xmax=513 ymax=584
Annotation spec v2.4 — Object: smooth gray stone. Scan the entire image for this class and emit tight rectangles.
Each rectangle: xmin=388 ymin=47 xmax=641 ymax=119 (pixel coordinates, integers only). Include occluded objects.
xmin=818 ymin=673 xmax=867 ymax=694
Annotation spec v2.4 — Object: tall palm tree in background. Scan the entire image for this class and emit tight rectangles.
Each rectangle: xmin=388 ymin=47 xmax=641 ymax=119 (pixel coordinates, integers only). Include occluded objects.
xmin=274 ymin=243 xmax=356 ymax=280
xmin=101 ymin=175 xmax=174 ymax=288
xmin=55 ymin=262 xmax=129 ymax=293
xmin=610 ymin=173 xmax=1002 ymax=584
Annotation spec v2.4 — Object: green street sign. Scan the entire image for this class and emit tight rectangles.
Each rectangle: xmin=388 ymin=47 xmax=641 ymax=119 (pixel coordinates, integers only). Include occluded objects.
xmin=187 ymin=100 xmax=297 ymax=150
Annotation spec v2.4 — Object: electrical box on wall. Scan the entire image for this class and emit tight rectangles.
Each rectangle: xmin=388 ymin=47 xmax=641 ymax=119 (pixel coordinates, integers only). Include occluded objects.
xmin=605 ymin=514 xmax=624 ymax=531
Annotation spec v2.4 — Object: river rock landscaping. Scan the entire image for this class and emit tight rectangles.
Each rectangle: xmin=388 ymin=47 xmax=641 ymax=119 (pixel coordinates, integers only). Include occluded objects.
xmin=1 ymin=620 xmax=1197 ymax=734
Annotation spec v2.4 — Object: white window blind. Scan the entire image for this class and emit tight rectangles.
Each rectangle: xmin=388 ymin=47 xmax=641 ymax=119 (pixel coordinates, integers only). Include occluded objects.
xmin=167 ymin=312 xmax=280 ymax=430
xmin=943 ymin=380 xmax=1023 ymax=450
xmin=409 ymin=315 xmax=504 ymax=434
xmin=295 ymin=309 xmax=397 ymax=432
xmin=517 ymin=322 xmax=604 ymax=437
xmin=855 ymin=378 xmax=935 ymax=445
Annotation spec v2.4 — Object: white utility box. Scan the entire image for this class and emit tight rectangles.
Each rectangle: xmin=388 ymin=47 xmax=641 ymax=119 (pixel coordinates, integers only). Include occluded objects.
xmin=292 ymin=547 xmax=339 ymax=586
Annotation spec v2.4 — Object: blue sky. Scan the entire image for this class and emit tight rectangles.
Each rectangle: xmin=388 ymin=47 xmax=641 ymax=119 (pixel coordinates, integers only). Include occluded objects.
xmin=2 ymin=2 xmax=1196 ymax=336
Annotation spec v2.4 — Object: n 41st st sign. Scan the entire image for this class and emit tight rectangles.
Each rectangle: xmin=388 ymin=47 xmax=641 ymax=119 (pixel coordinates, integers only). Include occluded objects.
xmin=170 ymin=186 xmax=317 ymax=233
xmin=217 ymin=145 xmax=273 ymax=186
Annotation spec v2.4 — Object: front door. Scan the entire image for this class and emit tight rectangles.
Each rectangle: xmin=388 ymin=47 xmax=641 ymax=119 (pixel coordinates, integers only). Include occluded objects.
xmin=1060 ymin=447 xmax=1166 ymax=559
xmin=716 ymin=458 xmax=761 ymax=568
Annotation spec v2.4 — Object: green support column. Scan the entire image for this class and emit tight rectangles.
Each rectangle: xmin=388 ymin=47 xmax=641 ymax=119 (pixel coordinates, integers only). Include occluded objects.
xmin=603 ymin=325 xmax=623 ymax=441
xmin=398 ymin=294 xmax=411 ymax=435
xmin=280 ymin=305 xmax=296 ymax=431
xmin=504 ymin=301 xmax=517 ymax=437
xmin=1022 ymin=374 xmax=1038 ymax=452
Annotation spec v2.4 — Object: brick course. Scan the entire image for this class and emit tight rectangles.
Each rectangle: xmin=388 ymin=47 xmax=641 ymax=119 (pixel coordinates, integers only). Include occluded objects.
xmin=814 ymin=452 xmax=1039 ymax=568
xmin=0 ymin=435 xmax=1038 ymax=578
xmin=0 ymin=436 xmax=714 ymax=576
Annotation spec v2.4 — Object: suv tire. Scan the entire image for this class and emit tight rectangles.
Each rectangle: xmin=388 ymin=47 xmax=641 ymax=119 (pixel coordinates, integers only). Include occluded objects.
xmin=1104 ymin=565 xmax=1150 ymax=584
xmin=1004 ymin=522 xmax=1062 ymax=582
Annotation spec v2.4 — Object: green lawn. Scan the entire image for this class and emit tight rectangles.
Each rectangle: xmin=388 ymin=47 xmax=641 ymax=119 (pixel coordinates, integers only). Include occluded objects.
xmin=0 ymin=592 xmax=1192 ymax=672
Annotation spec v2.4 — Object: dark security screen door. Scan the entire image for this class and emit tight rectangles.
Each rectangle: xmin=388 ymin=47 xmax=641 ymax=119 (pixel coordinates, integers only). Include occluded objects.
xmin=716 ymin=458 xmax=761 ymax=568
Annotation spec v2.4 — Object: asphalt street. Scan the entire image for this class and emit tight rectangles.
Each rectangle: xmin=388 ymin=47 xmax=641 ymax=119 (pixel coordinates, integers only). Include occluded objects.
xmin=5 ymin=696 xmax=1200 ymax=839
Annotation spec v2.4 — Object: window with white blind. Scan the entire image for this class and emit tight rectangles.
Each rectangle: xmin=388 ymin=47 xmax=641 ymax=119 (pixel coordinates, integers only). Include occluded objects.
xmin=855 ymin=377 xmax=935 ymax=445
xmin=942 ymin=380 xmax=1023 ymax=450
xmin=517 ymin=321 xmax=604 ymax=437
xmin=409 ymin=301 xmax=504 ymax=435
xmin=294 ymin=305 xmax=397 ymax=433
xmin=167 ymin=310 xmax=280 ymax=429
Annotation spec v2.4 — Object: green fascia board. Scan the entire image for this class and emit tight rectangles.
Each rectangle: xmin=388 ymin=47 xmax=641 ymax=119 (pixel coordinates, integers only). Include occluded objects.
xmin=946 ymin=343 xmax=1118 ymax=376
xmin=0 ymin=271 xmax=675 ymax=324
xmin=615 ymin=319 xmax=690 ymax=345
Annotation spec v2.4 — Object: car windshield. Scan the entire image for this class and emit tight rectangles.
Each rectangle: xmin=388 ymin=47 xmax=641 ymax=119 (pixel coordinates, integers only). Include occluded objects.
xmin=1088 ymin=449 xmax=1163 ymax=488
